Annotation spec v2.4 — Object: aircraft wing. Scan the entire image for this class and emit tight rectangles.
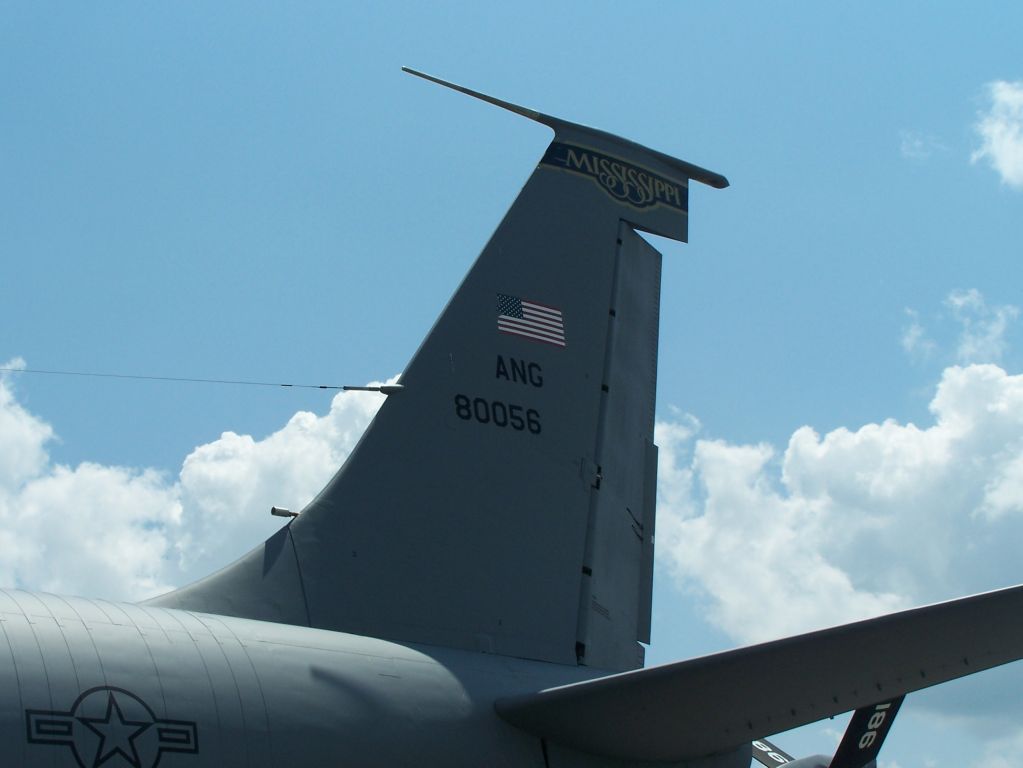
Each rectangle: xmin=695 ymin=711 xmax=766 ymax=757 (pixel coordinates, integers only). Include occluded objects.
xmin=496 ymin=582 xmax=1023 ymax=762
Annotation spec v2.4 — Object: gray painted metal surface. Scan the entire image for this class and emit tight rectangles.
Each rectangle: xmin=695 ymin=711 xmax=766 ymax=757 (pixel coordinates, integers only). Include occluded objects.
xmin=496 ymin=582 xmax=1023 ymax=761
xmin=150 ymin=69 xmax=726 ymax=674
xmin=2 ymin=589 xmax=604 ymax=767
xmin=575 ymin=224 xmax=661 ymax=672
xmin=8 ymin=582 xmax=1023 ymax=766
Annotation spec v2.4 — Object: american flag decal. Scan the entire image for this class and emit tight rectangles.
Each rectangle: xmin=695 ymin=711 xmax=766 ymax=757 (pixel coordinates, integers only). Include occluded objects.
xmin=497 ymin=293 xmax=566 ymax=347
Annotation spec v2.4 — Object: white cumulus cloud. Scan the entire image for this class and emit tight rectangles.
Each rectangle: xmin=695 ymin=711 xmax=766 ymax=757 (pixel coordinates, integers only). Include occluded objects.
xmin=0 ymin=366 xmax=388 ymax=601
xmin=901 ymin=291 xmax=1018 ymax=365
xmin=657 ymin=363 xmax=1023 ymax=644
xmin=972 ymin=80 xmax=1023 ymax=188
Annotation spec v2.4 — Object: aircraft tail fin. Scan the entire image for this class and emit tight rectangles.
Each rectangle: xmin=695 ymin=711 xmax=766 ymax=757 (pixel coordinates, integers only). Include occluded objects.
xmin=147 ymin=71 xmax=727 ymax=672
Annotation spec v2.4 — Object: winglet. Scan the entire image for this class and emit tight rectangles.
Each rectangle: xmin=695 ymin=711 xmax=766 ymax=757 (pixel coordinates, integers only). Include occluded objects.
xmin=401 ymin=67 xmax=730 ymax=190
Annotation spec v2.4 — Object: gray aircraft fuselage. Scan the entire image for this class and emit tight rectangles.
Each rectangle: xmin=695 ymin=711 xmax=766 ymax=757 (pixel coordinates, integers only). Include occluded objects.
xmin=4 ymin=588 xmax=748 ymax=768
xmin=0 ymin=588 xmax=576 ymax=767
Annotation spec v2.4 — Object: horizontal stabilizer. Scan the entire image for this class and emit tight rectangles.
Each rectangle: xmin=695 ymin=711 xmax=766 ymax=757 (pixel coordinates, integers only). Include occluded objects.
xmin=495 ymin=583 xmax=1023 ymax=761
xmin=402 ymin=68 xmax=727 ymax=245
xmin=402 ymin=68 xmax=729 ymax=192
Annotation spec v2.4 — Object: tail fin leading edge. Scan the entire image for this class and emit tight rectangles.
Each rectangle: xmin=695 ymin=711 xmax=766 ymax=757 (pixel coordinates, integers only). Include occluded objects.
xmin=148 ymin=71 xmax=727 ymax=671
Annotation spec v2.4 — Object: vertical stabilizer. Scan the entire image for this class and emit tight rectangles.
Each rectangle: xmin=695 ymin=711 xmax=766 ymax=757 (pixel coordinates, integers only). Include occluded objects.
xmin=148 ymin=71 xmax=727 ymax=671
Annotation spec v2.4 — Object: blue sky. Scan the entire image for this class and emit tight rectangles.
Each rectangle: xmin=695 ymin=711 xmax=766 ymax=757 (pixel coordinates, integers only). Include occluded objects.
xmin=3 ymin=3 xmax=1023 ymax=767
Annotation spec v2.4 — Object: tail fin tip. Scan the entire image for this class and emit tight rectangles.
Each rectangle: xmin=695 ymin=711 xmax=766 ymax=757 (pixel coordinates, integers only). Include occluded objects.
xmin=401 ymin=66 xmax=730 ymax=192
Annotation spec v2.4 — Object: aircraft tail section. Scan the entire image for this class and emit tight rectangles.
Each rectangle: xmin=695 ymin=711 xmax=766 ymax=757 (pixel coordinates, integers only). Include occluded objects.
xmin=148 ymin=71 xmax=727 ymax=672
